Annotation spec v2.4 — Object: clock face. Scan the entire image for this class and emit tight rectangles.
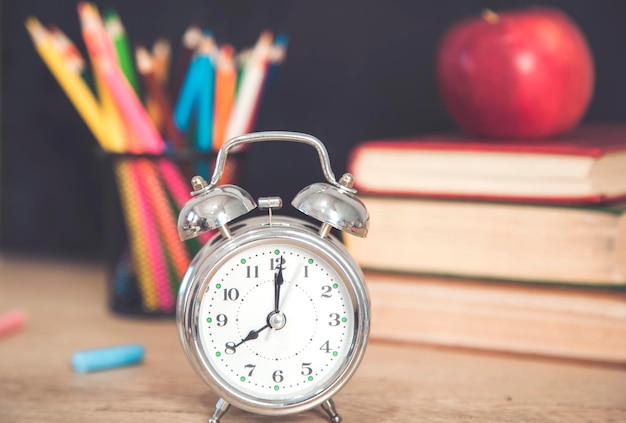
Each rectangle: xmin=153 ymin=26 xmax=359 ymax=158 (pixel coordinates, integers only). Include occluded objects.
xmin=196 ymin=240 xmax=356 ymax=402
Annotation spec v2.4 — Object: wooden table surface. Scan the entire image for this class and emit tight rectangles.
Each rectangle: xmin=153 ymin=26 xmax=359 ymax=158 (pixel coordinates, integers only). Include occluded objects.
xmin=1 ymin=255 xmax=625 ymax=422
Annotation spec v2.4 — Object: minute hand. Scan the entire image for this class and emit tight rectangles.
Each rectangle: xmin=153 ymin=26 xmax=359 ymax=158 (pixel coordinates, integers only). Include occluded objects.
xmin=274 ymin=258 xmax=284 ymax=313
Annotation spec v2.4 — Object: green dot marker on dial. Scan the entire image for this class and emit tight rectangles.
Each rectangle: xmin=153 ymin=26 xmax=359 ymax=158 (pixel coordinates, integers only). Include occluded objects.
xmin=308 ymin=376 xmax=313 ymax=381
xmin=341 ymin=317 xmax=347 ymax=323
xmin=240 ymin=376 xmax=246 ymax=382
xmin=207 ymin=317 xmax=212 ymax=323
xmin=274 ymin=385 xmax=280 ymax=391
xmin=333 ymin=351 xmax=338 ymax=357
xmin=274 ymin=249 xmax=280 ymax=255
xmin=241 ymin=258 xmax=246 ymax=264
xmin=216 ymin=283 xmax=222 ymax=289
xmin=308 ymin=258 xmax=314 ymax=264
xmin=216 ymin=352 xmax=221 ymax=357
xmin=333 ymin=283 xmax=338 ymax=289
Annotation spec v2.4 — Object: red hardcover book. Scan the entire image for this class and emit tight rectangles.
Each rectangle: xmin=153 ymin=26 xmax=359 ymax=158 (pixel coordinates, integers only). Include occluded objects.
xmin=348 ymin=124 xmax=626 ymax=204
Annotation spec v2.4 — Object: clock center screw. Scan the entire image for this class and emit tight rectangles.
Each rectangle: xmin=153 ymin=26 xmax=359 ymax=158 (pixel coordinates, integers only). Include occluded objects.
xmin=267 ymin=311 xmax=287 ymax=330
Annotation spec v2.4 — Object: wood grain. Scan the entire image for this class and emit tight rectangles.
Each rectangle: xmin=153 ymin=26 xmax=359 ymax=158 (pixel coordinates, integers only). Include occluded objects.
xmin=1 ymin=255 xmax=625 ymax=422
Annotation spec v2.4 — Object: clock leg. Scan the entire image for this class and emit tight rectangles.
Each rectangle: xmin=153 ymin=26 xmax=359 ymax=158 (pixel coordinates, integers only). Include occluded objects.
xmin=321 ymin=399 xmax=342 ymax=423
xmin=208 ymin=398 xmax=230 ymax=423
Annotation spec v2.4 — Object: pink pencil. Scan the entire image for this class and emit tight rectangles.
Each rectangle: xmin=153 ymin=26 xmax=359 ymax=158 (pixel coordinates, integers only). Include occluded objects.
xmin=79 ymin=3 xmax=164 ymax=154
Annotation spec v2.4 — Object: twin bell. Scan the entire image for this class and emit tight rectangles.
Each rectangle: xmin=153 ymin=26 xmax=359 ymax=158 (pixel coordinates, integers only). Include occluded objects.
xmin=177 ymin=131 xmax=369 ymax=242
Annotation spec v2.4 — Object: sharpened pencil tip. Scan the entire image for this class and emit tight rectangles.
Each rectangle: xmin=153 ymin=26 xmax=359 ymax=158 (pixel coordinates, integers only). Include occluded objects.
xmin=25 ymin=16 xmax=48 ymax=43
xmin=152 ymin=38 xmax=171 ymax=56
xmin=103 ymin=8 xmax=120 ymax=22
xmin=76 ymin=2 xmax=90 ymax=15
xmin=103 ymin=8 xmax=125 ymax=36
xmin=183 ymin=25 xmax=202 ymax=48
xmin=135 ymin=46 xmax=153 ymax=73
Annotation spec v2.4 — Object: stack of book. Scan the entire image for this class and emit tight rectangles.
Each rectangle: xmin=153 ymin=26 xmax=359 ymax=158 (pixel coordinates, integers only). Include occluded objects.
xmin=345 ymin=123 xmax=626 ymax=364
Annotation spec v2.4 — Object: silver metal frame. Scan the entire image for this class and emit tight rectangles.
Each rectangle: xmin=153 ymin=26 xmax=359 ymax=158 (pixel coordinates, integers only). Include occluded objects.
xmin=177 ymin=216 xmax=370 ymax=416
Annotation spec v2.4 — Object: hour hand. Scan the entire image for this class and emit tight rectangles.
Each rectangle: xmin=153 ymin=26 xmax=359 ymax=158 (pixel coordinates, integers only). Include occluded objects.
xmin=234 ymin=323 xmax=270 ymax=348
xmin=273 ymin=259 xmax=284 ymax=313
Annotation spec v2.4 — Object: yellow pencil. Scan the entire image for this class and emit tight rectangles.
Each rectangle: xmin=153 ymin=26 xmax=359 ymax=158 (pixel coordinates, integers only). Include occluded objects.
xmin=25 ymin=17 xmax=112 ymax=150
xmin=95 ymin=72 xmax=128 ymax=152
xmin=91 ymin=51 xmax=127 ymax=152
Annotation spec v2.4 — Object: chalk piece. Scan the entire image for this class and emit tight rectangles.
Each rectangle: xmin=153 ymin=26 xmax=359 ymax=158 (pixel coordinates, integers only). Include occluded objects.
xmin=71 ymin=344 xmax=145 ymax=373
xmin=0 ymin=309 xmax=26 ymax=338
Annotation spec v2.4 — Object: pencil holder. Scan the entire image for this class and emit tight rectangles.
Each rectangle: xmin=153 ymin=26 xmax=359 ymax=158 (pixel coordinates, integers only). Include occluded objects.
xmin=101 ymin=150 xmax=244 ymax=317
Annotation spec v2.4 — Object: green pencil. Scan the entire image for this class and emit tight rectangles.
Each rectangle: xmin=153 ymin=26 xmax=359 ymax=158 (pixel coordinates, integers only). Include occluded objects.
xmin=104 ymin=8 xmax=141 ymax=97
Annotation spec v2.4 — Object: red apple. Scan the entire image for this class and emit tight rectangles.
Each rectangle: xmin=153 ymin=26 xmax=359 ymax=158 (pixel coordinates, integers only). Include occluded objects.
xmin=436 ymin=7 xmax=594 ymax=138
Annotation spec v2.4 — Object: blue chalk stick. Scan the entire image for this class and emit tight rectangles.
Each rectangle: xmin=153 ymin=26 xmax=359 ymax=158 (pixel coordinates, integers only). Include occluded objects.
xmin=71 ymin=344 xmax=145 ymax=373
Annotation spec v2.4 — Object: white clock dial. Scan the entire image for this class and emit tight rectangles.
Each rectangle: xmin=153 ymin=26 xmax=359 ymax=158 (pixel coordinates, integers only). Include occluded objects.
xmin=197 ymin=241 xmax=355 ymax=401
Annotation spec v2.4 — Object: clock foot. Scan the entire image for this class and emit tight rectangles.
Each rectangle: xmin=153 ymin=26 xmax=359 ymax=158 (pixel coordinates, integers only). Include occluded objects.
xmin=321 ymin=399 xmax=342 ymax=423
xmin=208 ymin=398 xmax=230 ymax=423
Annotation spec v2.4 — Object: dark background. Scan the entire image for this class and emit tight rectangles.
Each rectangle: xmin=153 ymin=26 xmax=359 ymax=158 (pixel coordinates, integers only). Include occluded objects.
xmin=1 ymin=0 xmax=625 ymax=259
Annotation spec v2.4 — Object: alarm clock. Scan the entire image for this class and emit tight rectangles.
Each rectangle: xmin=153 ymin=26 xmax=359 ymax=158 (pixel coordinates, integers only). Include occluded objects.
xmin=176 ymin=131 xmax=370 ymax=423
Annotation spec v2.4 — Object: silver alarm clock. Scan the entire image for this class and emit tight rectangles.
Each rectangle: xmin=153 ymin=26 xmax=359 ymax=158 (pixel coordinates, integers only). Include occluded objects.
xmin=176 ymin=131 xmax=370 ymax=423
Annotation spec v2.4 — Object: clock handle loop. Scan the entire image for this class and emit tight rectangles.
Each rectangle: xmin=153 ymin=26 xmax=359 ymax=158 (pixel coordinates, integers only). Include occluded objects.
xmin=207 ymin=131 xmax=355 ymax=193
xmin=214 ymin=132 xmax=368 ymax=237
xmin=177 ymin=131 xmax=369 ymax=241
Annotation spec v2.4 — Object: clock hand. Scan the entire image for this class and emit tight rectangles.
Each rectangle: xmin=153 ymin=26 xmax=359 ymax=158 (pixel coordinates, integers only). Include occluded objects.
xmin=234 ymin=323 xmax=270 ymax=348
xmin=276 ymin=261 xmax=304 ymax=314
xmin=236 ymin=263 xmax=287 ymax=349
xmin=273 ymin=258 xmax=284 ymax=313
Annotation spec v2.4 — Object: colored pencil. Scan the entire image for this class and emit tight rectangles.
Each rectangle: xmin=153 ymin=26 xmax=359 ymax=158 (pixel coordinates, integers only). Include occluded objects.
xmin=234 ymin=48 xmax=251 ymax=95
xmin=47 ymin=25 xmax=86 ymax=76
xmin=137 ymin=159 xmax=190 ymax=282
xmin=145 ymin=90 xmax=164 ymax=132
xmin=224 ymin=31 xmax=273 ymax=140
xmin=195 ymin=31 xmax=217 ymax=152
xmin=146 ymin=39 xmax=172 ymax=132
xmin=246 ymin=33 xmax=289 ymax=134
xmin=78 ymin=4 xmax=117 ymax=70
xmin=79 ymin=5 xmax=180 ymax=312
xmin=212 ymin=44 xmax=236 ymax=151
xmin=92 ymin=7 xmax=160 ymax=153
xmin=173 ymin=55 xmax=200 ymax=133
xmin=104 ymin=8 xmax=141 ymax=96
xmin=136 ymin=46 xmax=186 ymax=149
xmin=171 ymin=25 xmax=201 ymax=104
xmin=173 ymin=31 xmax=216 ymax=135
xmin=83 ymin=35 xmax=164 ymax=153
xmin=25 ymin=17 xmax=111 ymax=150
xmin=27 ymin=8 xmax=288 ymax=314
xmin=152 ymin=38 xmax=171 ymax=87
xmin=113 ymin=159 xmax=165 ymax=311
xmin=78 ymin=5 xmax=129 ymax=152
